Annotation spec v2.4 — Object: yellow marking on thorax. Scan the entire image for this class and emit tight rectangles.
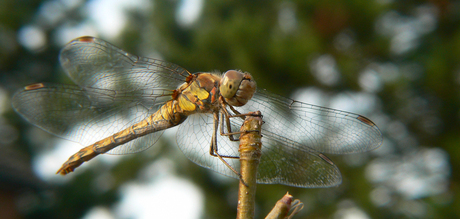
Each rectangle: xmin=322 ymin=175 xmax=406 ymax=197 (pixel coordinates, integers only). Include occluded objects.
xmin=178 ymin=95 xmax=196 ymax=111
xmin=177 ymin=80 xmax=213 ymax=112
xmin=189 ymin=82 xmax=210 ymax=100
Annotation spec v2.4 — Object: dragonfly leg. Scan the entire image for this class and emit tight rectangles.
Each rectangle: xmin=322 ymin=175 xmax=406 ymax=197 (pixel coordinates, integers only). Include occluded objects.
xmin=227 ymin=105 xmax=263 ymax=119
xmin=209 ymin=112 xmax=249 ymax=187
xmin=209 ymin=112 xmax=239 ymax=159
xmin=219 ymin=112 xmax=242 ymax=141
xmin=219 ymin=108 xmax=262 ymax=142
xmin=228 ymin=105 xmax=242 ymax=117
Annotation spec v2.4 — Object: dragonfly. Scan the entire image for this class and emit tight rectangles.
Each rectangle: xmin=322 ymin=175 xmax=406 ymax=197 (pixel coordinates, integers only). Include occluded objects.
xmin=12 ymin=36 xmax=383 ymax=188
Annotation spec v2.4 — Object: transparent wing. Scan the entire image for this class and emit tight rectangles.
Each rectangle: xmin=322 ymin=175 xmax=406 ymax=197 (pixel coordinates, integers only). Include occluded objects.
xmin=176 ymin=112 xmax=343 ymax=188
xmin=242 ymin=89 xmax=383 ymax=155
xmin=12 ymin=37 xmax=191 ymax=154
xmin=241 ymin=89 xmax=382 ymax=187
xmin=12 ymin=83 xmax=166 ymax=154
xmin=176 ymin=89 xmax=382 ymax=188
xmin=176 ymin=113 xmax=241 ymax=179
xmin=59 ymin=36 xmax=190 ymax=91
xmin=257 ymin=134 xmax=342 ymax=187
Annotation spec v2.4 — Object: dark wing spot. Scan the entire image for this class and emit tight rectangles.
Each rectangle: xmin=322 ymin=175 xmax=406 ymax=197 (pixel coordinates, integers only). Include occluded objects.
xmin=318 ymin=153 xmax=334 ymax=165
xmin=25 ymin=83 xmax=45 ymax=90
xmin=76 ymin=36 xmax=95 ymax=42
xmin=357 ymin=115 xmax=376 ymax=127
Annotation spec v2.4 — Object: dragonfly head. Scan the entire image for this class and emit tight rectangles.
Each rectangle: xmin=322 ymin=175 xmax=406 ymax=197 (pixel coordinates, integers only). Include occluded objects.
xmin=220 ymin=70 xmax=256 ymax=106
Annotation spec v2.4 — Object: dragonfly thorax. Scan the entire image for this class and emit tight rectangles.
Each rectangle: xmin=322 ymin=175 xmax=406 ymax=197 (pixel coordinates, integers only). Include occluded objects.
xmin=220 ymin=70 xmax=257 ymax=107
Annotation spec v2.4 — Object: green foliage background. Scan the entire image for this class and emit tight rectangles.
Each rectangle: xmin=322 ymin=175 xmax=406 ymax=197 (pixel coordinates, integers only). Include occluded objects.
xmin=0 ymin=0 xmax=458 ymax=218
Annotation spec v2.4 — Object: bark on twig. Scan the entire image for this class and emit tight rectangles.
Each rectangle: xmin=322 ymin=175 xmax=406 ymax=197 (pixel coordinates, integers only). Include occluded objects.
xmin=235 ymin=111 xmax=303 ymax=219
xmin=236 ymin=111 xmax=263 ymax=219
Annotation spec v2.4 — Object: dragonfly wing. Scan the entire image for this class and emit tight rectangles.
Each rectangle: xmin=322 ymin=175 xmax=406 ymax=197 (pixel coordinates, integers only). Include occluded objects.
xmin=176 ymin=113 xmax=241 ymax=179
xmin=12 ymin=36 xmax=191 ymax=154
xmin=257 ymin=133 xmax=342 ymax=187
xmin=12 ymin=83 xmax=165 ymax=154
xmin=241 ymin=89 xmax=383 ymax=154
xmin=231 ymin=89 xmax=383 ymax=187
xmin=59 ymin=36 xmax=189 ymax=92
xmin=175 ymin=111 xmax=342 ymax=188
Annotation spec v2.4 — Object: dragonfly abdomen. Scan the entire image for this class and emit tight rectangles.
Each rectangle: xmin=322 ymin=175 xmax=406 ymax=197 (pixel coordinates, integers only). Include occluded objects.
xmin=56 ymin=100 xmax=187 ymax=175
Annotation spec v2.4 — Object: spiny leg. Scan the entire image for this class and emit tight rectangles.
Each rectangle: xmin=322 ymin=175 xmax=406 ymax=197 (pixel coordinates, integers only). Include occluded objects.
xmin=212 ymin=112 xmax=251 ymax=187
xmin=219 ymin=112 xmax=242 ymax=141
xmin=209 ymin=112 xmax=239 ymax=159
xmin=220 ymin=106 xmax=262 ymax=141
xmin=227 ymin=104 xmax=263 ymax=120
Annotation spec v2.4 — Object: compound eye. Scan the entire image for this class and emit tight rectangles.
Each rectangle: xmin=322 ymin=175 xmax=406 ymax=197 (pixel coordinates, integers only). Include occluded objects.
xmin=220 ymin=70 xmax=244 ymax=98
xmin=220 ymin=70 xmax=256 ymax=106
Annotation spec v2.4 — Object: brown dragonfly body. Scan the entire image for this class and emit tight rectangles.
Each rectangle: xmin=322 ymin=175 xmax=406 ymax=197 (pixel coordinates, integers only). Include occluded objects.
xmin=55 ymin=72 xmax=230 ymax=174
